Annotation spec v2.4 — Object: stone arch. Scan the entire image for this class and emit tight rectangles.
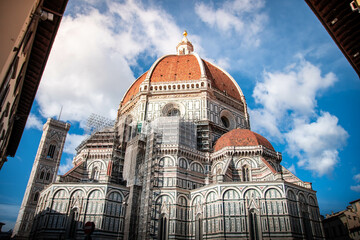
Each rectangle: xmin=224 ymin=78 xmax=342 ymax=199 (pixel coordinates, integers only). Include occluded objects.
xmin=205 ymin=190 xmax=218 ymax=203
xmin=161 ymin=102 xmax=185 ymax=117
xmin=159 ymin=156 xmax=175 ymax=167
xmin=264 ymin=187 xmax=284 ymax=198
xmin=298 ymin=192 xmax=306 ymax=203
xmin=106 ymin=190 xmax=125 ymax=201
xmin=85 ymin=190 xmax=103 ymax=221
xmin=69 ymin=189 xmax=85 ymax=201
xmin=286 ymin=189 xmax=297 ymax=200
xmin=243 ymin=187 xmax=261 ymax=199
xmin=222 ymin=188 xmax=241 ymax=199
xmin=155 ymin=194 xmax=175 ymax=204
xmin=178 ymin=157 xmax=189 ymax=169
xmin=235 ymin=157 xmax=258 ymax=169
xmin=88 ymin=160 xmax=106 ymax=170
xmin=87 ymin=188 xmax=104 ymax=199
xmin=53 ymin=188 xmax=69 ymax=198
xmin=212 ymin=161 xmax=224 ymax=175
xmin=190 ymin=161 xmax=204 ymax=174
xmin=308 ymin=195 xmax=316 ymax=206
xmin=176 ymin=194 xmax=189 ymax=205
xmin=190 ymin=194 xmax=203 ymax=207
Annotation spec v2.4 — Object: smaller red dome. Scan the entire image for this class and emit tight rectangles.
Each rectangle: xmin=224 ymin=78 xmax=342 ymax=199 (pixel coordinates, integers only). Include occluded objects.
xmin=214 ymin=129 xmax=274 ymax=152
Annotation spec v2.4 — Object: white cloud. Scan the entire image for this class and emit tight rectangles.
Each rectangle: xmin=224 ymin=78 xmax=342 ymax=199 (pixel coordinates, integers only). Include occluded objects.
xmin=64 ymin=133 xmax=89 ymax=155
xmin=351 ymin=185 xmax=360 ymax=193
xmin=287 ymin=164 xmax=296 ymax=174
xmin=286 ymin=112 xmax=348 ymax=176
xmin=58 ymin=157 xmax=74 ymax=175
xmin=58 ymin=133 xmax=89 ymax=174
xmin=25 ymin=114 xmax=43 ymax=130
xmin=250 ymin=58 xmax=347 ymax=176
xmin=38 ymin=0 xmax=184 ymax=124
xmin=195 ymin=0 xmax=267 ymax=46
xmin=252 ymin=59 xmax=337 ymax=135
xmin=249 ymin=108 xmax=282 ymax=141
xmin=354 ymin=173 xmax=360 ymax=182
xmin=351 ymin=174 xmax=360 ymax=193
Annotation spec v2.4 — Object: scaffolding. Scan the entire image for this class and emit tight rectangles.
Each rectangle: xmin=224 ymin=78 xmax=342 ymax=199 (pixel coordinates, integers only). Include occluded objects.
xmin=75 ymin=114 xmax=115 ymax=152
xmin=150 ymin=116 xmax=197 ymax=149
xmin=85 ymin=113 xmax=115 ymax=134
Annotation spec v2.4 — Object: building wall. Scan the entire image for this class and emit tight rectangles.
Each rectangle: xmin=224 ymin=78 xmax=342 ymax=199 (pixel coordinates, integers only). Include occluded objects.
xmin=0 ymin=0 xmax=69 ymax=170
xmin=0 ymin=0 xmax=39 ymax=74
xmin=323 ymin=199 xmax=360 ymax=240
xmin=0 ymin=0 xmax=41 ymax=169
xmin=32 ymin=183 xmax=129 ymax=240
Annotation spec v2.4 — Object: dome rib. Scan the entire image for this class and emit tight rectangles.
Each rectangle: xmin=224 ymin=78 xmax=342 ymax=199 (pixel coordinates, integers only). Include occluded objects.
xmin=145 ymin=54 xmax=170 ymax=81
xmin=203 ymin=60 xmax=244 ymax=101
xmin=121 ymin=71 xmax=148 ymax=106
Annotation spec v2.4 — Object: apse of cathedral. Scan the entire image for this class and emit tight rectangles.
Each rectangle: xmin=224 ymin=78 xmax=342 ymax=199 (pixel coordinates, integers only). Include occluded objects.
xmin=13 ymin=32 xmax=324 ymax=240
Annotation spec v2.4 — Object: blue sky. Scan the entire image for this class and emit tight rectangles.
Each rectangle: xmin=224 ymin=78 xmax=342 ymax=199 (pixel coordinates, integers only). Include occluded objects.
xmin=0 ymin=0 xmax=359 ymax=231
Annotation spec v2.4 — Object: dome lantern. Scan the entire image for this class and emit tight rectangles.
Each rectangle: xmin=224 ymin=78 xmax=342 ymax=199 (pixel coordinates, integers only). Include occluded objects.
xmin=176 ymin=30 xmax=194 ymax=55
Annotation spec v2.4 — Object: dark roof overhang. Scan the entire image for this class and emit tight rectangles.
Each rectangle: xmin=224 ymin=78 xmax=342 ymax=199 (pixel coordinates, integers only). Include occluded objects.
xmin=6 ymin=0 xmax=68 ymax=156
xmin=305 ymin=0 xmax=360 ymax=78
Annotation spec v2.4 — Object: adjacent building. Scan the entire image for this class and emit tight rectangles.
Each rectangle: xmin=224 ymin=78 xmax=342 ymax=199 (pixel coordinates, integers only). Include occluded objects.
xmin=15 ymin=32 xmax=324 ymax=239
xmin=322 ymin=199 xmax=360 ymax=240
xmin=0 ymin=0 xmax=68 ymax=170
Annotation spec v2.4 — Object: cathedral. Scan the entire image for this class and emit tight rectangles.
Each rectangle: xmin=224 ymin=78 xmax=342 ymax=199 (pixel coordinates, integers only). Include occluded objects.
xmin=13 ymin=32 xmax=324 ymax=240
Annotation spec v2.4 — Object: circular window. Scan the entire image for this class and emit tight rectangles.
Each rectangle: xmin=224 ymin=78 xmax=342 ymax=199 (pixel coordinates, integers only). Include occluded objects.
xmin=221 ymin=116 xmax=230 ymax=128
xmin=167 ymin=108 xmax=180 ymax=116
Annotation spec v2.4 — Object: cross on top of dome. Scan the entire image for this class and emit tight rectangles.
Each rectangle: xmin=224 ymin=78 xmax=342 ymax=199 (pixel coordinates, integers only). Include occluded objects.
xmin=176 ymin=30 xmax=194 ymax=55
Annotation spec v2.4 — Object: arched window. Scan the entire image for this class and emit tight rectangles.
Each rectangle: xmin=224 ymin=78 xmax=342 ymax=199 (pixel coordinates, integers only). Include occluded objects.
xmin=249 ymin=209 xmax=260 ymax=240
xmin=91 ymin=167 xmax=100 ymax=181
xmin=47 ymin=144 xmax=56 ymax=159
xmin=195 ymin=214 xmax=203 ymax=240
xmin=68 ymin=208 xmax=79 ymax=238
xmin=221 ymin=116 xmax=230 ymax=128
xmin=302 ymin=211 xmax=313 ymax=239
xmin=159 ymin=157 xmax=174 ymax=167
xmin=159 ymin=214 xmax=168 ymax=240
xmin=167 ymin=108 xmax=180 ymax=116
xmin=34 ymin=192 xmax=39 ymax=202
xmin=191 ymin=162 xmax=204 ymax=174
xmin=179 ymin=158 xmax=188 ymax=169
xmin=242 ymin=166 xmax=250 ymax=182
xmin=46 ymin=171 xmax=51 ymax=181
xmin=39 ymin=170 xmax=45 ymax=179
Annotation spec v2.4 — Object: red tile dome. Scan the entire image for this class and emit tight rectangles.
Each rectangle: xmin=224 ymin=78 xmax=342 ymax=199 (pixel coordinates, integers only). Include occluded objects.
xmin=121 ymin=54 xmax=244 ymax=106
xmin=213 ymin=129 xmax=275 ymax=152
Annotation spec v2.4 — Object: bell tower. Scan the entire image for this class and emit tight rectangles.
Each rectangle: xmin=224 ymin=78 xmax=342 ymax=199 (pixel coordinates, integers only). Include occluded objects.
xmin=12 ymin=118 xmax=70 ymax=239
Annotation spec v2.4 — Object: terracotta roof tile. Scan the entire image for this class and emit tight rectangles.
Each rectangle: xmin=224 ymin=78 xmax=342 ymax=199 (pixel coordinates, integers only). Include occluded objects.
xmin=203 ymin=60 xmax=242 ymax=101
xmin=151 ymin=55 xmax=201 ymax=82
xmin=214 ymin=128 xmax=274 ymax=152
xmin=121 ymin=54 xmax=243 ymax=106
